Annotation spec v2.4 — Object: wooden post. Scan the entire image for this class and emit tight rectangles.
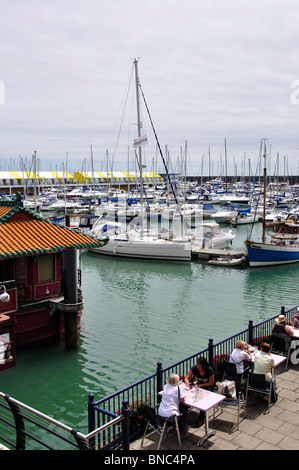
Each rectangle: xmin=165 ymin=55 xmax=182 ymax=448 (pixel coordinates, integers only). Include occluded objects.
xmin=63 ymin=247 xmax=79 ymax=348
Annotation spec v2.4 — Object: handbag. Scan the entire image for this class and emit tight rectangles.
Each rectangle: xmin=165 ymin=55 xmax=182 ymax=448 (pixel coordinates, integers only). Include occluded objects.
xmin=215 ymin=379 xmax=236 ymax=399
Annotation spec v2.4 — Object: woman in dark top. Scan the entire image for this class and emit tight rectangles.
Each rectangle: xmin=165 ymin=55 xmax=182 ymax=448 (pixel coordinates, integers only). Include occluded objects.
xmin=184 ymin=356 xmax=215 ymax=426
xmin=272 ymin=314 xmax=294 ymax=349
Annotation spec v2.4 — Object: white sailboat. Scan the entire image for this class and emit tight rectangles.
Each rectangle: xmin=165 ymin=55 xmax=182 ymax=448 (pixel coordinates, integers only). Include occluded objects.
xmin=89 ymin=59 xmax=192 ymax=261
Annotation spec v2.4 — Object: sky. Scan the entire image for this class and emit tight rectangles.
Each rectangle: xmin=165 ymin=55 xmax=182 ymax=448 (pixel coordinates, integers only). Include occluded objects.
xmin=1 ymin=0 xmax=299 ymax=177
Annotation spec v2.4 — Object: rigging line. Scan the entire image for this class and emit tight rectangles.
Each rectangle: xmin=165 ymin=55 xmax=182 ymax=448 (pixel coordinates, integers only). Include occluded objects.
xmin=108 ymin=64 xmax=135 ymax=159
xmin=248 ymin=140 xmax=263 ymax=240
xmin=138 ymin=82 xmax=191 ymax=233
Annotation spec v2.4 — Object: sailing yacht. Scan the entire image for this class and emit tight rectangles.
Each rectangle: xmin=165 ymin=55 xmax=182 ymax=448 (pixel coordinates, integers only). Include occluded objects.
xmin=246 ymin=141 xmax=299 ymax=267
xmin=89 ymin=59 xmax=192 ymax=261
xmin=88 ymin=220 xmax=191 ymax=260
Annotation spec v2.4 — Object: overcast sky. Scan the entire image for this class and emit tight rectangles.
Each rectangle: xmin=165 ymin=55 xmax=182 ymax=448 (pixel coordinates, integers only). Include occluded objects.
xmin=1 ymin=0 xmax=299 ymax=177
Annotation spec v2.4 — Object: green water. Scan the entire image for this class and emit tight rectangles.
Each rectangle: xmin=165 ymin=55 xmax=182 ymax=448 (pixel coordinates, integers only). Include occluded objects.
xmin=1 ymin=222 xmax=298 ymax=430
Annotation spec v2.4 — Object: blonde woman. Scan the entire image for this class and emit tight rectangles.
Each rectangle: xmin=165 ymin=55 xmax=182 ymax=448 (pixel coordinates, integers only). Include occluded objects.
xmin=158 ymin=374 xmax=189 ymax=438
xmin=229 ymin=340 xmax=252 ymax=374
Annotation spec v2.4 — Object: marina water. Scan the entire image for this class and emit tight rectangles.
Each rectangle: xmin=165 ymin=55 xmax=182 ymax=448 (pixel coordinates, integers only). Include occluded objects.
xmin=1 ymin=221 xmax=298 ymax=431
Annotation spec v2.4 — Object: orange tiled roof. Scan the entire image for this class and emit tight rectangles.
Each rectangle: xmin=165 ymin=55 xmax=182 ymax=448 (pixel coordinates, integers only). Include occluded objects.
xmin=0 ymin=205 xmax=107 ymax=259
xmin=0 ymin=206 xmax=13 ymax=218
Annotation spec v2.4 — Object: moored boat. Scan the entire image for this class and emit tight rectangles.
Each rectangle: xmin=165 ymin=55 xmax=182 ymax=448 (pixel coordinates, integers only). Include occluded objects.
xmin=89 ymin=220 xmax=192 ymax=261
xmin=246 ymin=140 xmax=299 ymax=267
xmin=208 ymin=255 xmax=246 ymax=266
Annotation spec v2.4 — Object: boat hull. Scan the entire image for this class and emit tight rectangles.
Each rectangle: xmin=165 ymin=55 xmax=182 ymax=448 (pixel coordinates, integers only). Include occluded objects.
xmin=245 ymin=240 xmax=299 ymax=267
xmin=89 ymin=239 xmax=192 ymax=261
xmin=208 ymin=256 xmax=245 ymax=266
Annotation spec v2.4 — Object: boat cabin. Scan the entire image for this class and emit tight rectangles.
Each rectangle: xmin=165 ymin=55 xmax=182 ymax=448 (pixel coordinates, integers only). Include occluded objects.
xmin=270 ymin=233 xmax=299 ymax=246
xmin=266 ymin=215 xmax=299 ymax=236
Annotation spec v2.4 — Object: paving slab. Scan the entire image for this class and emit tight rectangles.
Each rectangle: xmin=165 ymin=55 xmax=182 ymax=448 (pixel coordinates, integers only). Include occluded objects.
xmin=131 ymin=363 xmax=299 ymax=451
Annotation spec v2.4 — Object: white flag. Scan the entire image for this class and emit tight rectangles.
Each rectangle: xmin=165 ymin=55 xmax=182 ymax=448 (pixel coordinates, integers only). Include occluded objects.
xmin=133 ymin=134 xmax=148 ymax=148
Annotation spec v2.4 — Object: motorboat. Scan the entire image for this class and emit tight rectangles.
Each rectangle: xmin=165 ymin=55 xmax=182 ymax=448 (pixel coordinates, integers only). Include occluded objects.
xmin=75 ymin=214 xmax=102 ymax=234
xmin=229 ymin=210 xmax=259 ymax=226
xmin=212 ymin=204 xmax=240 ymax=223
xmin=173 ymin=221 xmax=235 ymax=250
xmin=218 ymin=193 xmax=250 ymax=205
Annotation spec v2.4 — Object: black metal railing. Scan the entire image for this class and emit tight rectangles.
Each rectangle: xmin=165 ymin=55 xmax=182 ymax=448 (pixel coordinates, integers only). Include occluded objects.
xmin=89 ymin=304 xmax=298 ymax=448
xmin=0 ymin=304 xmax=297 ymax=450
xmin=0 ymin=392 xmax=130 ymax=450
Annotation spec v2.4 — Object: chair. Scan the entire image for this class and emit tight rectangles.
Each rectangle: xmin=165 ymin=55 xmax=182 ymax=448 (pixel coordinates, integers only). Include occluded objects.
xmin=245 ymin=371 xmax=274 ymax=413
xmin=215 ymin=391 xmax=245 ymax=431
xmin=270 ymin=334 xmax=291 ymax=369
xmin=140 ymin=405 xmax=181 ymax=450
xmin=222 ymin=360 xmax=244 ymax=394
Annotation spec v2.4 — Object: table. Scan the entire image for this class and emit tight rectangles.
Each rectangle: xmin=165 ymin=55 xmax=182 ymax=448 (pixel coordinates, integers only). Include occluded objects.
xmin=0 ymin=315 xmax=10 ymax=323
xmin=183 ymin=385 xmax=226 ymax=446
xmin=159 ymin=384 xmax=225 ymax=446
xmin=290 ymin=326 xmax=299 ymax=339
xmin=249 ymin=348 xmax=287 ymax=368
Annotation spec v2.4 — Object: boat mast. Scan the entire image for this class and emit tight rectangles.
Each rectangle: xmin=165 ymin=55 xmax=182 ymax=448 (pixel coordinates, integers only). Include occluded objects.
xmin=262 ymin=139 xmax=267 ymax=243
xmin=224 ymin=138 xmax=228 ymax=191
xmin=134 ymin=58 xmax=144 ymax=236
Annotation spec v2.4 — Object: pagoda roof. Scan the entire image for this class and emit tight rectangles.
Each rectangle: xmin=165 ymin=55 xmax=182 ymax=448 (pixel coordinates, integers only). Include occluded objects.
xmin=0 ymin=194 xmax=107 ymax=259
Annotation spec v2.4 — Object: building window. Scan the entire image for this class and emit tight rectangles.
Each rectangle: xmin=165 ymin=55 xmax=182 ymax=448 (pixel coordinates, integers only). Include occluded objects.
xmin=38 ymin=255 xmax=55 ymax=282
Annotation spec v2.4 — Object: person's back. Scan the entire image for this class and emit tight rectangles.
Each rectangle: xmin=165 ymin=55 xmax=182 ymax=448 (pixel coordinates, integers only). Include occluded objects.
xmin=254 ymin=343 xmax=274 ymax=383
xmin=158 ymin=382 xmax=181 ymax=418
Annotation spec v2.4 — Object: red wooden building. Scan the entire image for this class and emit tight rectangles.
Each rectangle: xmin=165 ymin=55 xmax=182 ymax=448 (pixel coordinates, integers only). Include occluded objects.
xmin=0 ymin=194 xmax=107 ymax=371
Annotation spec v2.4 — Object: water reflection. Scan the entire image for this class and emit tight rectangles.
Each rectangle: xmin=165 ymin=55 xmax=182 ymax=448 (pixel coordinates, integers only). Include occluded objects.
xmin=243 ymin=263 xmax=299 ymax=321
xmin=2 ymin=229 xmax=298 ymax=432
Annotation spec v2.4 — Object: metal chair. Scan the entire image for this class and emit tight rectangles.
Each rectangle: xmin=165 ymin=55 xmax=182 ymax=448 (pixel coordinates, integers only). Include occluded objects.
xmin=215 ymin=391 xmax=245 ymax=431
xmin=140 ymin=404 xmax=181 ymax=450
xmin=245 ymin=372 xmax=275 ymax=413
xmin=270 ymin=334 xmax=291 ymax=369
xmin=222 ymin=360 xmax=244 ymax=394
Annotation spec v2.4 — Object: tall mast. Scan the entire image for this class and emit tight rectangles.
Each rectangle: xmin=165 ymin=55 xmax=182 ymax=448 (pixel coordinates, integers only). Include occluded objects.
xmin=262 ymin=139 xmax=267 ymax=243
xmin=133 ymin=58 xmax=144 ymax=235
xmin=224 ymin=138 xmax=228 ymax=190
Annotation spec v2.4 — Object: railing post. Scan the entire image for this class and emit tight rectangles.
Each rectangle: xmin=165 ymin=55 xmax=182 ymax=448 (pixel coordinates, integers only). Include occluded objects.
xmin=71 ymin=429 xmax=91 ymax=450
xmin=248 ymin=320 xmax=253 ymax=345
xmin=121 ymin=400 xmax=130 ymax=451
xmin=281 ymin=306 xmax=285 ymax=314
xmin=156 ymin=362 xmax=163 ymax=402
xmin=208 ymin=338 xmax=214 ymax=367
xmin=4 ymin=394 xmax=25 ymax=450
xmin=87 ymin=393 xmax=96 ymax=449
